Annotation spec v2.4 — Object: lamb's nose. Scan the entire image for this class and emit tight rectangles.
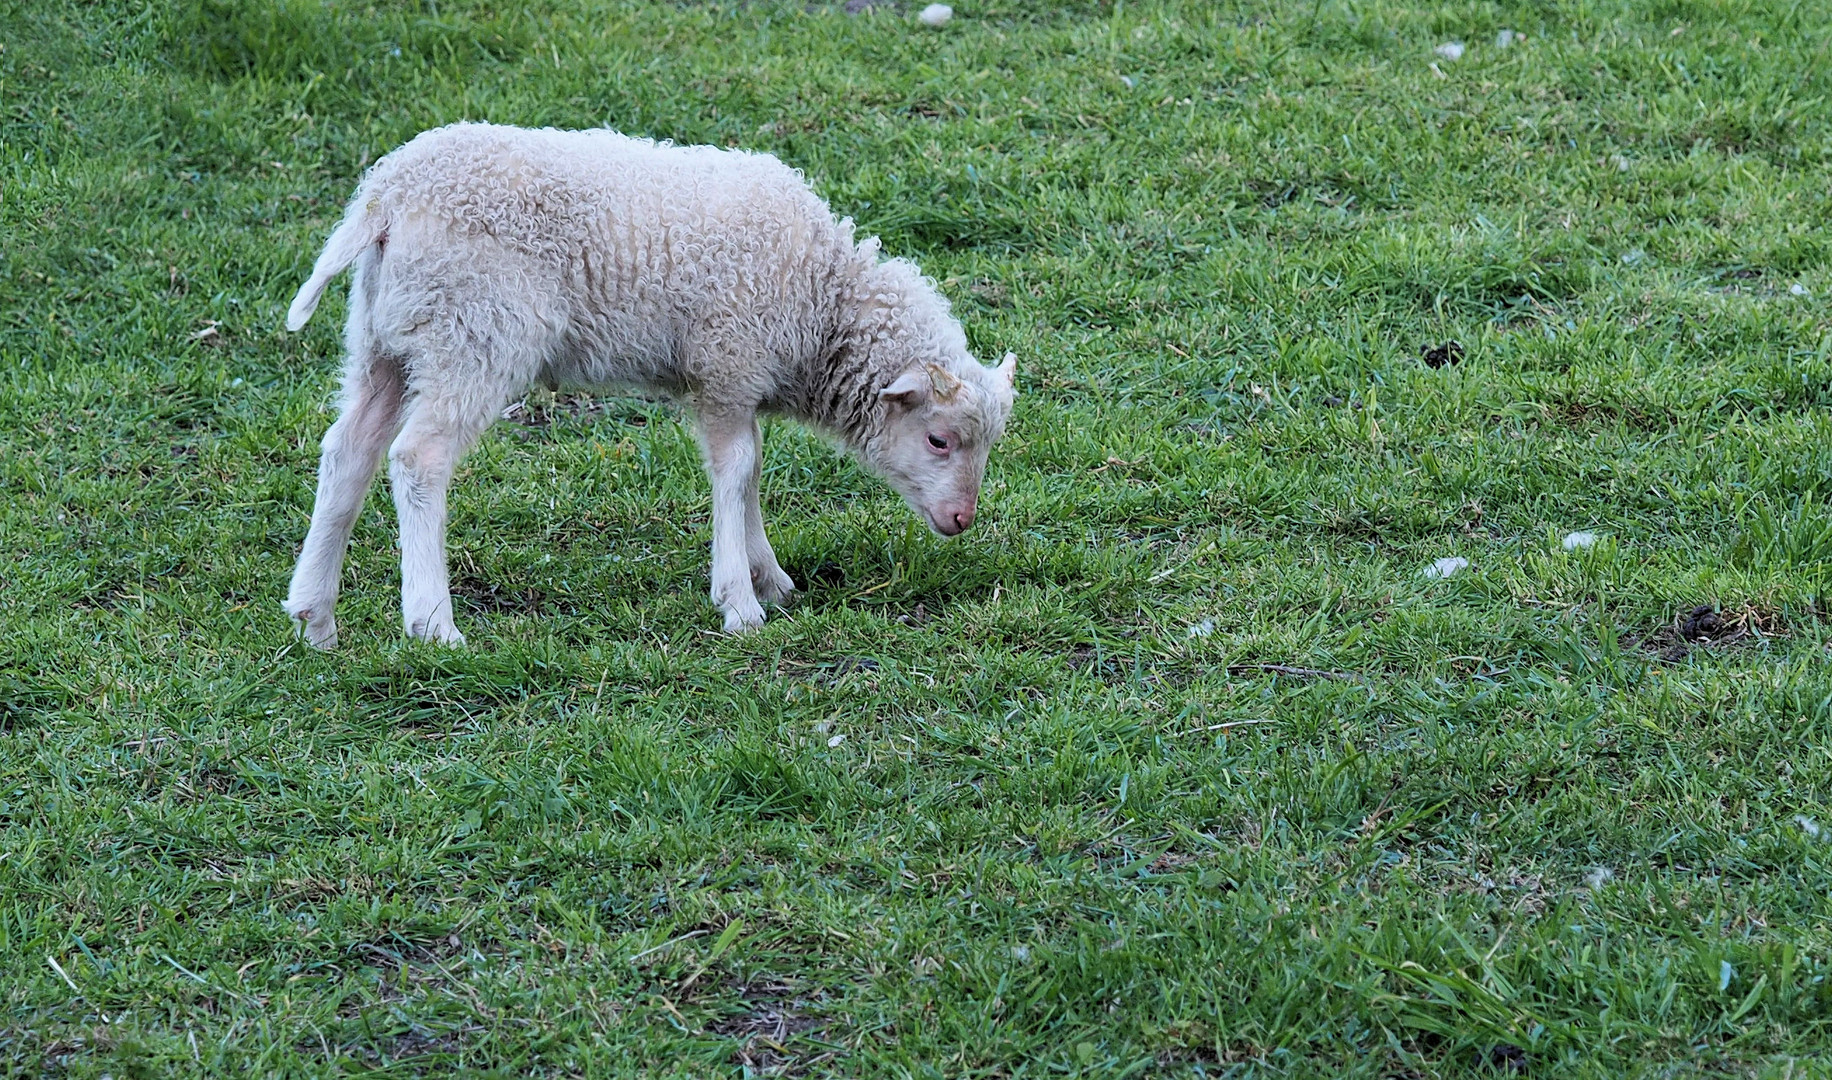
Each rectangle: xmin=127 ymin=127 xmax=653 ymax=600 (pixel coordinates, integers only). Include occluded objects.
xmin=953 ymin=506 xmax=975 ymax=532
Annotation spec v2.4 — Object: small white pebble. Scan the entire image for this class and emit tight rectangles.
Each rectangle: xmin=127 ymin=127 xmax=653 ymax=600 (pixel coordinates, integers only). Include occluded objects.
xmin=827 ymin=733 xmax=847 ymax=748
xmin=1790 ymin=282 xmax=1809 ymax=297
xmin=918 ymin=3 xmax=952 ymax=27
xmin=1496 ymin=29 xmax=1516 ymax=48
xmin=1584 ymin=866 xmax=1614 ymax=889
xmin=1119 ymin=75 xmax=1135 ymax=89
xmin=1186 ymin=618 xmax=1215 ymax=639
xmin=1798 ymin=815 xmax=1822 ymax=839
xmin=1423 ymin=556 xmax=1469 ymax=579
xmin=1562 ymin=531 xmax=1599 ymax=551
xmin=1434 ymin=41 xmax=1465 ymax=61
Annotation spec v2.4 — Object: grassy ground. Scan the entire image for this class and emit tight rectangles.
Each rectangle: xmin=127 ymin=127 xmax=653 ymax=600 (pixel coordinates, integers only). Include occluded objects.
xmin=4 ymin=0 xmax=1832 ymax=1075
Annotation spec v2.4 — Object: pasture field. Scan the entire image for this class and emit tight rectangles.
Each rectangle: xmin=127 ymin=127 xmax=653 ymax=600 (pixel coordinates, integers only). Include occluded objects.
xmin=5 ymin=0 xmax=1832 ymax=1074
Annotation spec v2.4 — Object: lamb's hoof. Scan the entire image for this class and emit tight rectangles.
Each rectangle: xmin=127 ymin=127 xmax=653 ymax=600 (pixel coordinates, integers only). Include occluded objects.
xmin=407 ymin=616 xmax=467 ymax=647
xmin=752 ymin=565 xmax=796 ymax=605
xmin=721 ymin=603 xmax=766 ymax=634
xmin=283 ymin=601 xmax=338 ymax=650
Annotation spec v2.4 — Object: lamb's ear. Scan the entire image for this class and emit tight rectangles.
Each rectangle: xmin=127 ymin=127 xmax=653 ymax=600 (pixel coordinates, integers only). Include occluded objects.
xmin=996 ymin=352 xmax=1017 ymax=393
xmin=879 ymin=369 xmax=930 ymax=410
xmin=925 ymin=363 xmax=964 ymax=402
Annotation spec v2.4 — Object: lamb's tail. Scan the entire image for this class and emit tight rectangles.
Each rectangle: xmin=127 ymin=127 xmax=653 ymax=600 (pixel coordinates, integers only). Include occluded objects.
xmin=285 ymin=197 xmax=387 ymax=332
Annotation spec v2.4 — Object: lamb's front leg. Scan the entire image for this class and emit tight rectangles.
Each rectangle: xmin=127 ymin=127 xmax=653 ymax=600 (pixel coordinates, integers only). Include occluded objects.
xmin=741 ymin=418 xmax=795 ymax=606
xmin=697 ymin=411 xmax=767 ymax=632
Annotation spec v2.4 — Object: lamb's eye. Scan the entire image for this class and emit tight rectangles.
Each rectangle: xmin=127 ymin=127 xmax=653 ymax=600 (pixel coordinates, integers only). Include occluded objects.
xmin=927 ymin=433 xmax=950 ymax=451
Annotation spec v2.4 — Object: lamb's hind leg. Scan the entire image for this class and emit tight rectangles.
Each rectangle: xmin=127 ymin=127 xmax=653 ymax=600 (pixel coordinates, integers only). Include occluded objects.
xmin=387 ymin=386 xmax=502 ymax=646
xmin=741 ymin=418 xmax=795 ymax=605
xmin=284 ymin=346 xmax=405 ymax=649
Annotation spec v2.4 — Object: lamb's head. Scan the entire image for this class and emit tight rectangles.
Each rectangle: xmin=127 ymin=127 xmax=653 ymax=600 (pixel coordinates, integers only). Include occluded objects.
xmin=868 ymin=351 xmax=1018 ymax=536
xmin=836 ymin=253 xmax=1018 ymax=535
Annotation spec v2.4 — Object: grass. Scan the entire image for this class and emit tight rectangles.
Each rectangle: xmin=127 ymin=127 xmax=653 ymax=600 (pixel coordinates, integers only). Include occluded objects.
xmin=3 ymin=0 xmax=1832 ymax=1074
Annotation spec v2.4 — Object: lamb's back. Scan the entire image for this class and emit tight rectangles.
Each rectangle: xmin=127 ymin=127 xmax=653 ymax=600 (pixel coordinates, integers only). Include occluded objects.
xmin=364 ymin=123 xmax=834 ymax=255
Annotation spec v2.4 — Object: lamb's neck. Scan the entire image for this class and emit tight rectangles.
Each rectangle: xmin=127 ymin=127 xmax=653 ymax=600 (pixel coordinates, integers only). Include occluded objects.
xmin=789 ymin=329 xmax=889 ymax=452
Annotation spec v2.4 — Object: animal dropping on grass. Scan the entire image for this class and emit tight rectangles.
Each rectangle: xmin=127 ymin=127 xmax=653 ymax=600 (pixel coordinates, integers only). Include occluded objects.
xmin=1420 ymin=341 xmax=1464 ymax=368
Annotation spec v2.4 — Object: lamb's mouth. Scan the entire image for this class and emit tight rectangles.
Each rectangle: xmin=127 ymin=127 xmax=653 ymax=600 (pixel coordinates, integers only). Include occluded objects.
xmin=927 ymin=510 xmax=966 ymax=537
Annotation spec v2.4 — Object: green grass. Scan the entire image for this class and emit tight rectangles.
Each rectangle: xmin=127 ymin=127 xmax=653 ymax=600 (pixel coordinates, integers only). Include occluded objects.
xmin=4 ymin=0 xmax=1832 ymax=1074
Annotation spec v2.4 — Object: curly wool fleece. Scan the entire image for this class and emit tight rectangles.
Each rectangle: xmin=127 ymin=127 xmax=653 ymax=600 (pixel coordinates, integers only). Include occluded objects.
xmin=282 ymin=122 xmax=1016 ymax=644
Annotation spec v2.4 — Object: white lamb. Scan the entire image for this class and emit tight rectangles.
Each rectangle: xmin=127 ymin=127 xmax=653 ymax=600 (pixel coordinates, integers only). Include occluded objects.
xmin=282 ymin=122 xmax=1017 ymax=646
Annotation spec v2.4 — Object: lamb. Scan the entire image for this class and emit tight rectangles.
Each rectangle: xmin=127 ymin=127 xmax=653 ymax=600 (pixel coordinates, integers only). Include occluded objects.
xmin=281 ymin=122 xmax=1018 ymax=646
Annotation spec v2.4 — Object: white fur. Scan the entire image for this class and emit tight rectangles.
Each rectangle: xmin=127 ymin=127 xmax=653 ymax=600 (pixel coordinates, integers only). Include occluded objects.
xmin=282 ymin=122 xmax=1016 ymax=645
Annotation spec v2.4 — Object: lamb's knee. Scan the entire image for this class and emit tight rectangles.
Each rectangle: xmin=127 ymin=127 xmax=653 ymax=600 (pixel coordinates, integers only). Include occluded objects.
xmin=388 ymin=438 xmax=433 ymax=474
xmin=318 ymin=431 xmax=368 ymax=474
xmin=320 ymin=408 xmax=372 ymax=455
xmin=388 ymin=438 xmax=452 ymax=503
